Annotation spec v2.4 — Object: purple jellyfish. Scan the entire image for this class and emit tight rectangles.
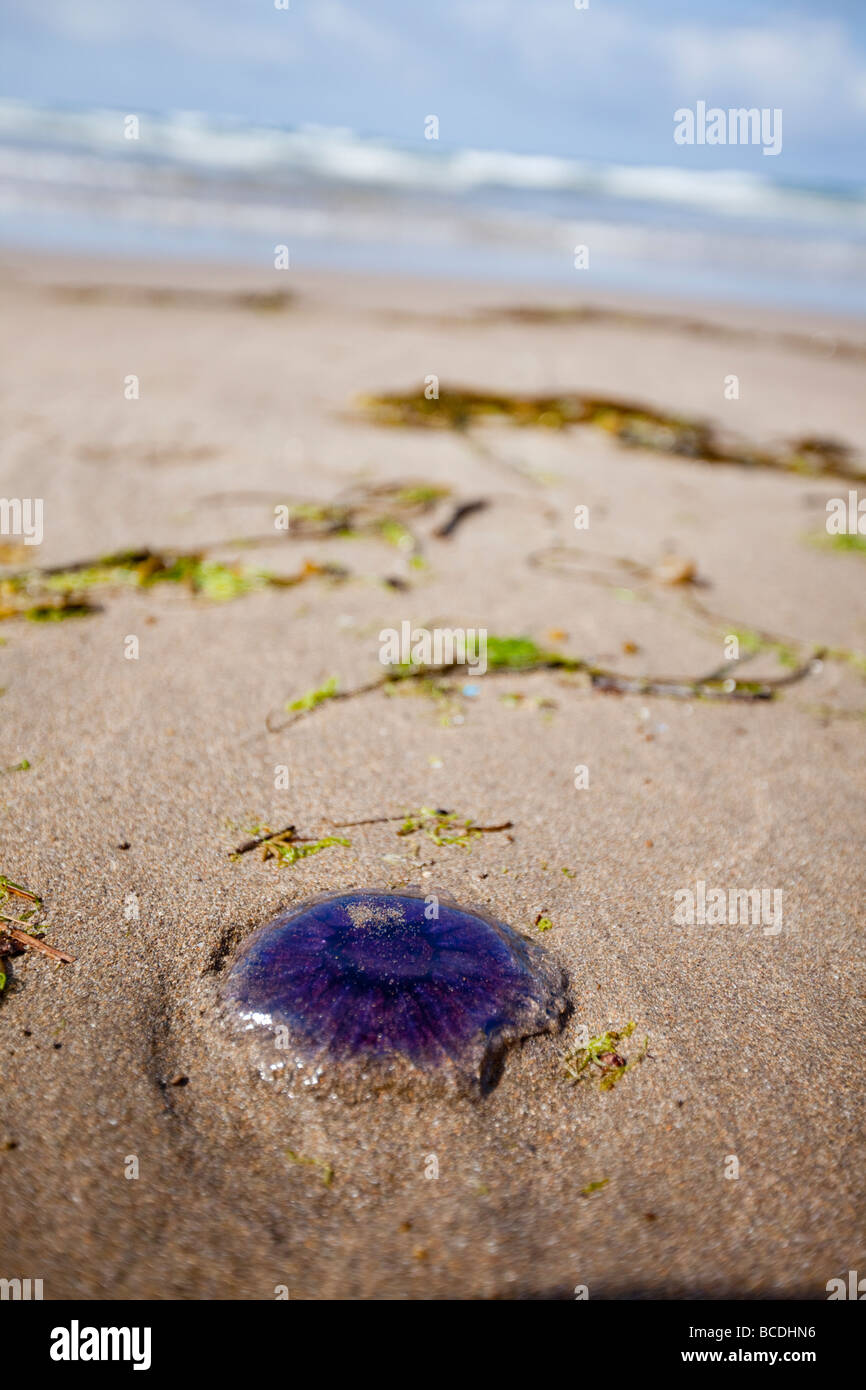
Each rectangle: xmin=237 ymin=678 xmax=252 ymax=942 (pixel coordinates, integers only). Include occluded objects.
xmin=223 ymin=891 xmax=567 ymax=1096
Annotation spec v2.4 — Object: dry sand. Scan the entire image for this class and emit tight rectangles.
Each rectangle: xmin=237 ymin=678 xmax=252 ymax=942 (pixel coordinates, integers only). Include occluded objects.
xmin=0 ymin=253 xmax=864 ymax=1299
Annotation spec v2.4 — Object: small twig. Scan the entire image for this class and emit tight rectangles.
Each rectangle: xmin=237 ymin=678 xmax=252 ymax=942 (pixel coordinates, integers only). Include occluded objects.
xmin=232 ymin=825 xmax=296 ymax=856
xmin=331 ymin=810 xmax=512 ymax=833
xmin=230 ymin=825 xmax=327 ymax=856
xmin=331 ymin=813 xmax=410 ymax=828
xmin=266 ymin=677 xmax=387 ymax=733
xmin=463 ymin=433 xmax=544 ymax=489
xmin=0 ymin=877 xmax=41 ymax=904
xmin=0 ymin=920 xmax=75 ymax=964
xmin=434 ymin=499 xmax=488 ymax=539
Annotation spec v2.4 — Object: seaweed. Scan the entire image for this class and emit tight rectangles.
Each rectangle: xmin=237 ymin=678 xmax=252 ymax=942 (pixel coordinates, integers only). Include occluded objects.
xmin=563 ymin=1021 xmax=649 ymax=1091
xmin=0 ymin=547 xmax=347 ymax=623
xmin=217 ymin=479 xmax=453 ymax=560
xmin=0 ymin=877 xmax=75 ymax=979
xmin=723 ymin=627 xmax=800 ymax=669
xmin=26 ymin=602 xmax=98 ymax=623
xmin=230 ymin=824 xmax=350 ymax=867
xmin=825 ymin=647 xmax=866 ymax=678
xmin=474 ymin=303 xmax=866 ymax=365
xmin=286 ymin=677 xmax=340 ymax=713
xmin=284 ymin=1149 xmax=334 ymax=1186
xmin=331 ymin=808 xmax=512 ymax=850
xmin=55 ymin=283 xmax=296 ymax=314
xmin=395 ymin=807 xmax=512 ymax=848
xmin=260 ymin=835 xmax=350 ymax=867
xmin=358 ymin=386 xmax=863 ymax=481
xmin=0 ymin=481 xmax=477 ymax=627
xmin=487 ymin=635 xmax=571 ymax=670
xmin=530 ymin=546 xmax=844 ymax=691
xmin=269 ymin=628 xmax=819 ymax=733
xmin=383 ymin=671 xmax=469 ymax=726
xmin=148 ymin=557 xmax=272 ymax=600
xmin=814 ymin=532 xmax=866 ymax=556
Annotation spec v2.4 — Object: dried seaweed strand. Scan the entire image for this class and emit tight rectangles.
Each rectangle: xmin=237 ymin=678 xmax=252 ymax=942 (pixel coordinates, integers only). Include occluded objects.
xmin=268 ymin=648 xmax=819 ymax=732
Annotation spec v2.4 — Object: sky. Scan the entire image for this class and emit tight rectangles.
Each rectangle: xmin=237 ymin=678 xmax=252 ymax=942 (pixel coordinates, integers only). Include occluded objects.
xmin=2 ymin=0 xmax=866 ymax=184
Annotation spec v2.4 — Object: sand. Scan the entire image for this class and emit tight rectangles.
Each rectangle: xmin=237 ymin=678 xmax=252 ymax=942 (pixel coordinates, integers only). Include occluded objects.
xmin=0 ymin=252 xmax=864 ymax=1299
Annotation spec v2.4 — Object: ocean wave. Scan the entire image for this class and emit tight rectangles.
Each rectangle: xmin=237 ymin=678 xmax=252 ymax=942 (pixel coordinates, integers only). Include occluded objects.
xmin=2 ymin=165 xmax=864 ymax=285
xmin=0 ymin=98 xmax=863 ymax=226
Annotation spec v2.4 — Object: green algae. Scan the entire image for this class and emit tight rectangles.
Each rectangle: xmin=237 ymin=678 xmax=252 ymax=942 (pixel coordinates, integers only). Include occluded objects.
xmin=328 ymin=807 xmax=512 ymax=851
xmin=396 ymin=807 xmax=484 ymax=848
xmin=148 ymin=557 xmax=271 ymax=600
xmin=486 ymin=635 xmax=571 ymax=670
xmin=391 ymin=484 xmax=451 ymax=508
xmin=725 ymin=627 xmax=800 ymax=669
xmin=382 ymin=671 xmax=467 ymax=726
xmin=384 ymin=634 xmax=569 ymax=680
xmin=563 ymin=1021 xmax=649 ymax=1091
xmin=376 ymin=518 xmax=415 ymax=550
xmin=25 ymin=602 xmax=97 ymax=623
xmin=0 ymin=485 xmax=458 ymax=627
xmin=286 ymin=676 xmax=339 ymax=712
xmin=0 ymin=876 xmax=42 ymax=907
xmin=232 ymin=823 xmax=350 ymax=867
xmin=263 ymin=834 xmax=349 ymax=866
xmin=826 ymin=647 xmax=866 ymax=678
xmin=485 ymin=633 xmax=805 ymax=697
xmin=814 ymin=532 xmax=866 ymax=555
xmin=284 ymin=1149 xmax=334 ymax=1186
xmin=276 ymin=480 xmax=450 ymax=558
xmin=0 ymin=547 xmax=337 ymax=624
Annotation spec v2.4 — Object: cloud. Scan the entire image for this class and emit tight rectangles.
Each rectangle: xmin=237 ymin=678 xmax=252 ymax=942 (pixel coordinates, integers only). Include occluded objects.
xmin=444 ymin=1 xmax=866 ymax=162
xmin=3 ymin=0 xmax=302 ymax=65
xmin=2 ymin=0 xmax=865 ymax=177
xmin=4 ymin=0 xmax=410 ymax=69
xmin=307 ymin=1 xmax=407 ymax=64
xmin=667 ymin=19 xmax=866 ymax=127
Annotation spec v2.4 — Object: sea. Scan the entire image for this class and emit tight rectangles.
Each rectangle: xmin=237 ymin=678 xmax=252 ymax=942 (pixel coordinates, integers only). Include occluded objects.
xmin=1 ymin=99 xmax=865 ymax=314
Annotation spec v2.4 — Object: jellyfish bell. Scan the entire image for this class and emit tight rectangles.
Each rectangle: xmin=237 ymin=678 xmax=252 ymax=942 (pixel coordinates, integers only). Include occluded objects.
xmin=222 ymin=889 xmax=567 ymax=1100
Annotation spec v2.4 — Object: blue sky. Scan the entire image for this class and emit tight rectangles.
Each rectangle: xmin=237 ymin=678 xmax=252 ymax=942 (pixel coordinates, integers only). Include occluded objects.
xmin=2 ymin=0 xmax=866 ymax=183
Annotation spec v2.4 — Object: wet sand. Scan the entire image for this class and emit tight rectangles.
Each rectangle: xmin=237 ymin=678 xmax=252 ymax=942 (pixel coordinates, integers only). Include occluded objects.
xmin=0 ymin=253 xmax=864 ymax=1299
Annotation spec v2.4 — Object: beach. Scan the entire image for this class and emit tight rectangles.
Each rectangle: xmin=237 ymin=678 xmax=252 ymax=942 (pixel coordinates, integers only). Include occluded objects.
xmin=1 ymin=251 xmax=864 ymax=1299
